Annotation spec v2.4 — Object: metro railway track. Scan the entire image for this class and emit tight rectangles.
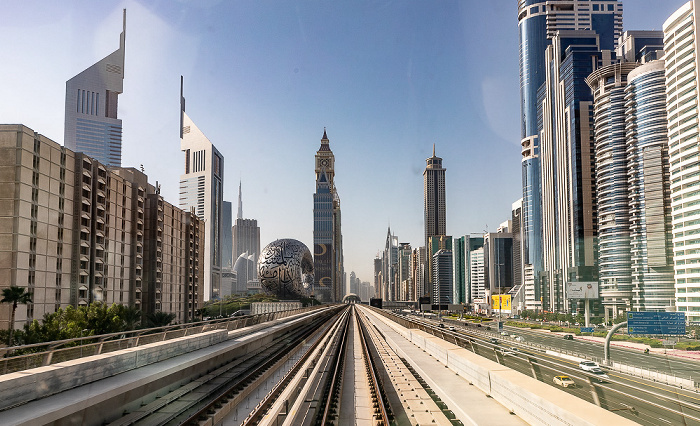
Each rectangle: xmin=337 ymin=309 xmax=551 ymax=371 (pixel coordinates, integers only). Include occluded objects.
xmin=106 ymin=308 xmax=339 ymax=426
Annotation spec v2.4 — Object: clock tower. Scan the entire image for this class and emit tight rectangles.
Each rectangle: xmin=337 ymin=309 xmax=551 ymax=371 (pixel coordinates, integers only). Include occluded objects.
xmin=315 ymin=128 xmax=335 ymax=189
xmin=313 ymin=128 xmax=343 ymax=303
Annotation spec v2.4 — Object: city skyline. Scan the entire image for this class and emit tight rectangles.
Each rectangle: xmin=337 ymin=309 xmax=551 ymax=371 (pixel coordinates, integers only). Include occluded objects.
xmin=0 ymin=0 xmax=686 ymax=282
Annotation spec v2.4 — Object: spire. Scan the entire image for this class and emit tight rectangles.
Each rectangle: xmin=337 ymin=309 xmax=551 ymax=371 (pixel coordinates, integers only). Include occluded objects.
xmin=237 ymin=180 xmax=243 ymax=219
xmin=433 ymin=143 xmax=435 ymax=157
xmin=319 ymin=127 xmax=331 ymax=151
xmin=179 ymin=76 xmax=185 ymax=139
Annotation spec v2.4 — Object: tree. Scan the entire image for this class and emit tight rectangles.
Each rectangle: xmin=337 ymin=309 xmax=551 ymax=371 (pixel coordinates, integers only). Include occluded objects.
xmin=120 ymin=305 xmax=141 ymax=331
xmin=1 ymin=286 xmax=33 ymax=346
xmin=147 ymin=311 xmax=176 ymax=328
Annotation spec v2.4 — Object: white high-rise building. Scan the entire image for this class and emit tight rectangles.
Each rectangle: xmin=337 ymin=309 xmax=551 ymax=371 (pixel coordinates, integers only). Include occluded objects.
xmin=665 ymin=0 xmax=700 ymax=323
xmin=179 ymin=77 xmax=224 ymax=301
xmin=64 ymin=10 xmax=126 ymax=167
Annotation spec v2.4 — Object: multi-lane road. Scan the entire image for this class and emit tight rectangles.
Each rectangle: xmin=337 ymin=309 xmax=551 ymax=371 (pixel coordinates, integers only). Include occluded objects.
xmin=399 ymin=313 xmax=700 ymax=426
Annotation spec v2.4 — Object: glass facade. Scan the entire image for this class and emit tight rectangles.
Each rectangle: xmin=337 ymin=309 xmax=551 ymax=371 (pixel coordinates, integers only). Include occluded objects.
xmin=518 ymin=2 xmax=622 ymax=310
xmin=625 ymin=61 xmax=674 ymax=311
xmin=664 ymin=3 xmax=700 ymax=323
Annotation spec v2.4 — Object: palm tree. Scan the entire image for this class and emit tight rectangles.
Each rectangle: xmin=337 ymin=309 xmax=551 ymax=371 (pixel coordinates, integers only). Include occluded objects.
xmin=1 ymin=286 xmax=33 ymax=346
xmin=121 ymin=306 xmax=142 ymax=331
xmin=146 ymin=311 xmax=176 ymax=328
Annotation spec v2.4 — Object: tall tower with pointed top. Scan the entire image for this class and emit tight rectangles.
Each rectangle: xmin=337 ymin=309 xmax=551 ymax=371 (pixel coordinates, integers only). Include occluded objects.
xmin=232 ymin=181 xmax=260 ymax=293
xmin=179 ymin=77 xmax=224 ymax=302
xmin=64 ymin=9 xmax=126 ymax=167
xmin=424 ymin=145 xmax=446 ymax=296
xmin=314 ymin=129 xmax=343 ymax=302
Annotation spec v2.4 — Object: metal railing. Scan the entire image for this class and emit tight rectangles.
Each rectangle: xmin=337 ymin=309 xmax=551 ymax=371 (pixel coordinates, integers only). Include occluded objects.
xmin=0 ymin=306 xmax=322 ymax=375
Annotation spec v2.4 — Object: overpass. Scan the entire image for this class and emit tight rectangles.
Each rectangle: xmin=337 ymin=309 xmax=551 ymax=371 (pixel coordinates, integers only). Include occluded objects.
xmin=0 ymin=305 xmax=695 ymax=425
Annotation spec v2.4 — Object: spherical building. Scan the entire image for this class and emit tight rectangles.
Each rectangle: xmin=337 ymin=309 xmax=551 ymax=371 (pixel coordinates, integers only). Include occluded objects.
xmin=258 ymin=239 xmax=314 ymax=299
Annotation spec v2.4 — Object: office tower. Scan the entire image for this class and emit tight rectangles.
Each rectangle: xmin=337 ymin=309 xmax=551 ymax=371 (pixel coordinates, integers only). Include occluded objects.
xmin=179 ymin=78 xmax=224 ymax=301
xmin=665 ymin=1 xmax=700 ymax=323
xmin=411 ymin=247 xmax=427 ymax=300
xmin=381 ymin=228 xmax=399 ymax=301
xmin=432 ymin=249 xmax=453 ymax=306
xmin=539 ymin=31 xmax=603 ymax=313
xmin=453 ymin=237 xmax=467 ymax=304
xmin=483 ymin=224 xmax=513 ymax=297
xmin=424 ymin=145 xmax=446 ymax=290
xmin=0 ymin=125 xmax=204 ymax=330
xmin=518 ymin=0 xmax=623 ymax=312
xmin=470 ymin=247 xmax=486 ymax=304
xmin=626 ymin=59 xmax=674 ymax=312
xmin=510 ymin=199 xmax=524 ymax=310
xmin=398 ymin=243 xmax=412 ymax=300
xmin=373 ymin=256 xmax=382 ymax=299
xmin=222 ymin=202 xmax=233 ymax=271
xmin=232 ymin=182 xmax=260 ymax=293
xmin=313 ymin=129 xmax=343 ymax=302
xmin=586 ymin=31 xmax=667 ymax=319
xmin=453 ymin=235 xmax=484 ymax=306
xmin=64 ymin=10 xmax=126 ymax=168
xmin=428 ymin=235 xmax=452 ymax=302
xmin=221 ymin=201 xmax=234 ymax=297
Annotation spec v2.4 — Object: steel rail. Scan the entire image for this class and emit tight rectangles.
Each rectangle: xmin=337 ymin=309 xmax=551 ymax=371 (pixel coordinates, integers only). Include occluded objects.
xmin=356 ymin=307 xmax=391 ymax=426
xmin=318 ymin=308 xmax=351 ymax=425
xmin=241 ymin=307 xmax=349 ymax=425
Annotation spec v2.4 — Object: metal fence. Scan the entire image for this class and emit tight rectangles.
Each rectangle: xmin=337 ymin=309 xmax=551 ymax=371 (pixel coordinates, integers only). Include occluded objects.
xmin=0 ymin=306 xmax=321 ymax=375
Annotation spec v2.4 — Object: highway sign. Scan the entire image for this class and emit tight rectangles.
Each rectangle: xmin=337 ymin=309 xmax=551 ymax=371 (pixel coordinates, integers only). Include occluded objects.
xmin=580 ymin=327 xmax=594 ymax=333
xmin=627 ymin=312 xmax=686 ymax=335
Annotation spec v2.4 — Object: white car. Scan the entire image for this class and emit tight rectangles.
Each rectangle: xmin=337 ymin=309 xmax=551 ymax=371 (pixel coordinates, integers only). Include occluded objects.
xmin=514 ymin=336 xmax=523 ymax=342
xmin=579 ymin=361 xmax=601 ymax=372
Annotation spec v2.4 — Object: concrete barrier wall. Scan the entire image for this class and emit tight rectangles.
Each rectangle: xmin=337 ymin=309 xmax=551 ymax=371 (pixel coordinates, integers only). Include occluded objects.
xmin=0 ymin=330 xmax=228 ymax=411
xmin=365 ymin=309 xmax=637 ymax=426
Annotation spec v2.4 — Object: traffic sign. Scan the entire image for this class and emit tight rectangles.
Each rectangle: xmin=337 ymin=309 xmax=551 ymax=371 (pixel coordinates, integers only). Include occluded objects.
xmin=580 ymin=327 xmax=594 ymax=333
xmin=627 ymin=312 xmax=685 ymax=335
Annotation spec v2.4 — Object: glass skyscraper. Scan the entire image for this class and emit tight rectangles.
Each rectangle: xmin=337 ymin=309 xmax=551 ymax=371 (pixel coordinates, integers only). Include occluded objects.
xmin=64 ymin=10 xmax=126 ymax=168
xmin=625 ymin=59 xmax=674 ymax=312
xmin=664 ymin=1 xmax=700 ymax=323
xmin=518 ymin=0 xmax=622 ymax=311
xmin=179 ymin=77 xmax=224 ymax=302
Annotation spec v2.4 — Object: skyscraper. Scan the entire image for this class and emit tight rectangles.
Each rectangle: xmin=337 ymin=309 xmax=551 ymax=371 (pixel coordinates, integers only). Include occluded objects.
xmin=313 ymin=129 xmax=343 ymax=302
xmin=432 ymin=249 xmax=453 ymax=306
xmin=626 ymin=58 xmax=674 ymax=312
xmin=179 ymin=77 xmax=224 ymax=301
xmin=232 ymin=181 xmax=260 ymax=293
xmin=539 ymin=30 xmax=604 ymax=313
xmin=64 ymin=10 xmax=126 ymax=168
xmin=586 ymin=31 xmax=667 ymax=319
xmin=424 ymin=145 xmax=446 ymax=291
xmin=664 ymin=0 xmax=700 ymax=323
xmin=518 ymin=0 xmax=623 ymax=311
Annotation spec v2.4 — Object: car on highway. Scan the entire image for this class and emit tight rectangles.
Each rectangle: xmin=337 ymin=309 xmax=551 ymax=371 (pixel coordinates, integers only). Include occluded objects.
xmin=563 ymin=334 xmax=574 ymax=340
xmin=514 ymin=336 xmax=523 ymax=342
xmin=489 ymin=338 xmax=498 ymax=344
xmin=589 ymin=368 xmax=609 ymax=382
xmin=578 ymin=361 xmax=600 ymax=372
xmin=553 ymin=376 xmax=575 ymax=388
xmin=449 ymin=326 xmax=456 ymax=331
xmin=498 ymin=348 xmax=516 ymax=356
xmin=500 ymin=331 xmax=508 ymax=336
xmin=438 ymin=323 xmax=445 ymax=328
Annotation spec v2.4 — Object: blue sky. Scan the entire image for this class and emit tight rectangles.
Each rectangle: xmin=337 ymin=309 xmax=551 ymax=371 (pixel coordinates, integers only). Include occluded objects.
xmin=0 ymin=0 xmax=687 ymax=284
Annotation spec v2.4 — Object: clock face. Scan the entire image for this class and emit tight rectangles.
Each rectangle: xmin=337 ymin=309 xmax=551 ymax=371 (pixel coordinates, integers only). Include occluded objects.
xmin=319 ymin=159 xmax=329 ymax=167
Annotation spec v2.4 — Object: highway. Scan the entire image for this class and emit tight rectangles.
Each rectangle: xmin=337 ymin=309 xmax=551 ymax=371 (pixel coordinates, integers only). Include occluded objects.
xmin=398 ymin=313 xmax=700 ymax=426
